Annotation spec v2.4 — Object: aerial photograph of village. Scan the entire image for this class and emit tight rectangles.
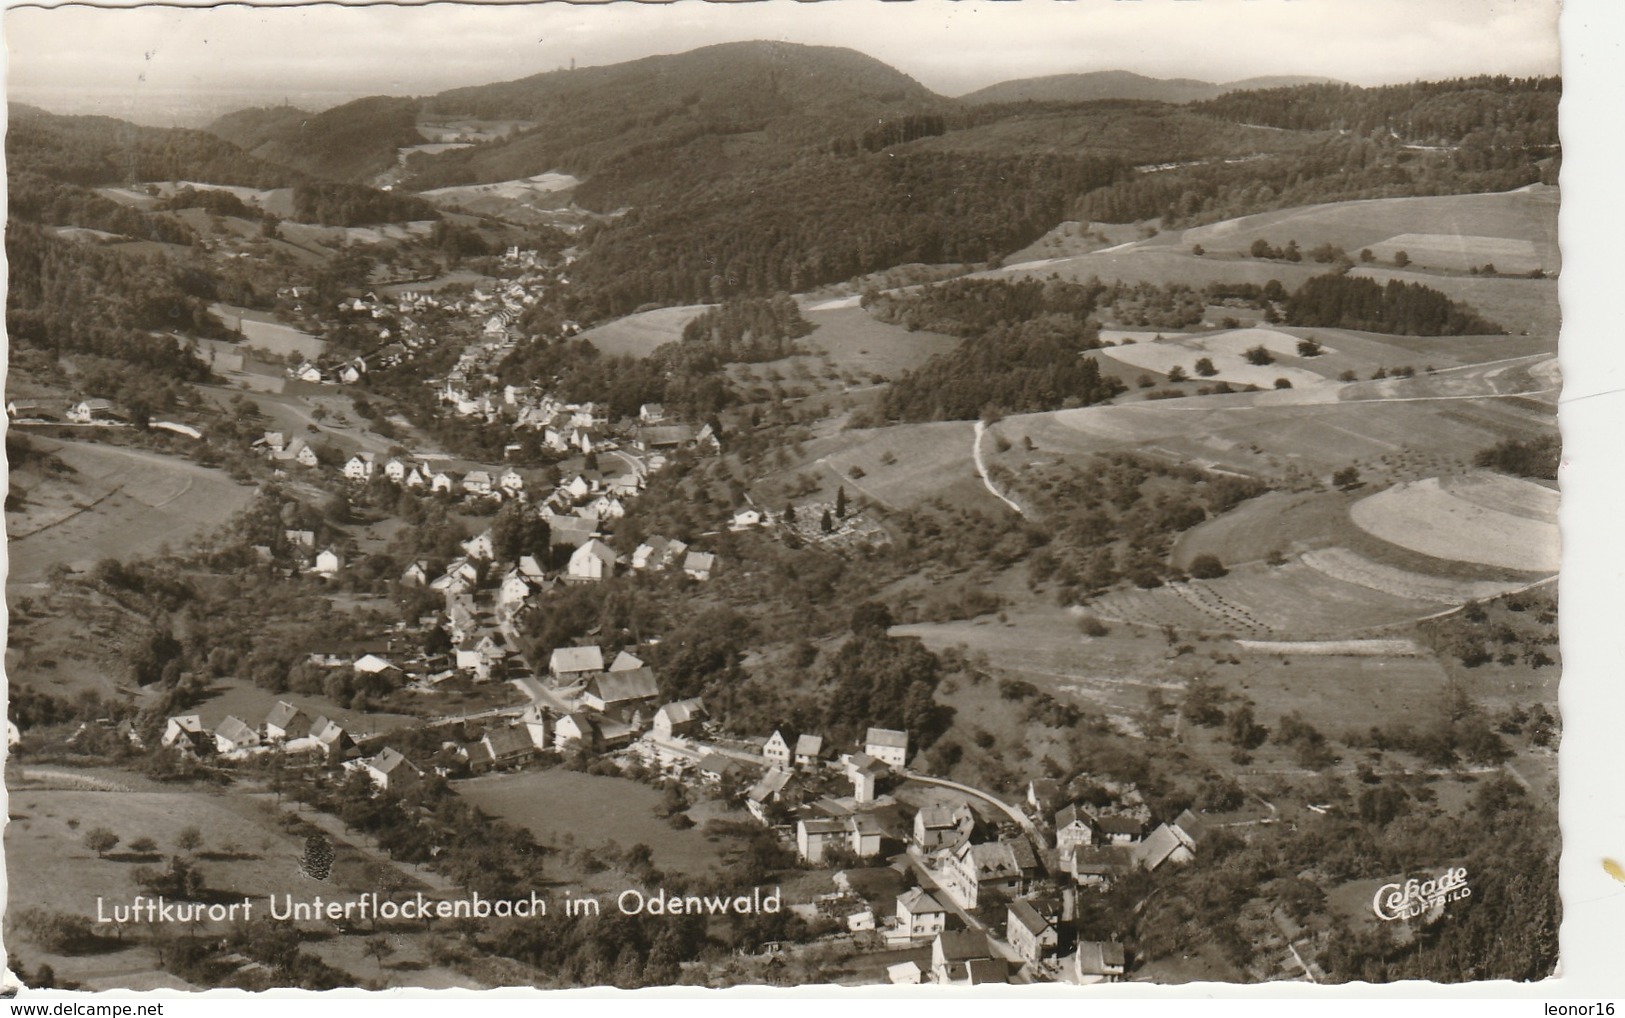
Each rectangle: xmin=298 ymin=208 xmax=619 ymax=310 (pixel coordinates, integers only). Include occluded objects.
xmin=3 ymin=0 xmax=1567 ymax=994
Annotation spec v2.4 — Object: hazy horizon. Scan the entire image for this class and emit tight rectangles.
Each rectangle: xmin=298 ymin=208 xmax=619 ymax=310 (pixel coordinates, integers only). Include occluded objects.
xmin=5 ymin=0 xmax=1560 ymax=128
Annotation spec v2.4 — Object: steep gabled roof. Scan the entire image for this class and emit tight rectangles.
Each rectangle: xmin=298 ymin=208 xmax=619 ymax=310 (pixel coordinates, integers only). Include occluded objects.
xmin=865 ymin=727 xmax=908 ymax=750
xmin=936 ymin=930 xmax=991 ymax=963
xmin=897 ymin=887 xmax=947 ymax=915
xmin=550 ymin=645 xmax=605 ymax=674
xmin=215 ymin=716 xmax=257 ymax=745
xmin=265 ymin=701 xmax=304 ymax=730
xmin=585 ymin=667 xmax=659 ymax=704
xmin=1007 ymin=898 xmax=1052 ymax=937
xmin=794 ymin=733 xmax=825 ymax=757
xmin=1075 ymin=941 xmax=1126 ymax=975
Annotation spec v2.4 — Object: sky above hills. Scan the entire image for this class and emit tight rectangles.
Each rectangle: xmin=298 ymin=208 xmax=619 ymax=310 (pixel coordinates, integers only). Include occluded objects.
xmin=6 ymin=0 xmax=1560 ymax=126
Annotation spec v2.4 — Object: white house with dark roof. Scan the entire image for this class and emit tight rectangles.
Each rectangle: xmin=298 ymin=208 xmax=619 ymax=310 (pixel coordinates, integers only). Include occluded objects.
xmin=895 ymin=888 xmax=949 ymax=940
xmin=214 ymin=716 xmax=260 ymax=754
xmin=264 ymin=701 xmax=312 ymax=742
xmin=653 ymin=698 xmax=707 ymax=739
xmin=864 ymin=727 xmax=909 ymax=768
xmin=162 ymin=715 xmax=210 ymax=753
xmin=354 ymin=747 xmax=422 ymax=794
xmin=1006 ymin=899 xmax=1059 ymax=965
xmin=762 ymin=730 xmax=792 ymax=768
xmin=567 ymin=538 xmax=617 ymax=581
xmin=794 ymin=733 xmax=827 ymax=769
xmin=314 ymin=548 xmax=344 ymax=577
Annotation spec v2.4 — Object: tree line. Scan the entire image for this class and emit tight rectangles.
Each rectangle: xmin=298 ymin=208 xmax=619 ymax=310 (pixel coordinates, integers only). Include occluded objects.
xmin=1283 ymin=274 xmax=1505 ymax=335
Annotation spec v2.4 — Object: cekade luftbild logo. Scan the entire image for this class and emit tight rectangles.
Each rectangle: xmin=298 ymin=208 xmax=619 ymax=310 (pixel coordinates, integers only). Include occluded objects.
xmin=1371 ymin=866 xmax=1471 ymax=921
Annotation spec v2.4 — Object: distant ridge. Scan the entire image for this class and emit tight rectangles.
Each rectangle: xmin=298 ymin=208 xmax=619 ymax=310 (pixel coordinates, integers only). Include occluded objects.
xmin=959 ymin=70 xmax=1342 ymax=106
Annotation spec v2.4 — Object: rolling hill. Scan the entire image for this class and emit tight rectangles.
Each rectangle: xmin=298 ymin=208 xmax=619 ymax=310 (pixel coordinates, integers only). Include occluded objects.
xmin=960 ymin=70 xmax=1339 ymax=106
xmin=205 ymin=96 xmax=427 ymax=183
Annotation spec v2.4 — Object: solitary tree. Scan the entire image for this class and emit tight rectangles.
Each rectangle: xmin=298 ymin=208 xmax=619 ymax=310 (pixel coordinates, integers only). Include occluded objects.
xmin=835 ymin=486 xmax=848 ymax=518
xmin=1333 ymin=466 xmax=1362 ymax=490
xmin=301 ymin=834 xmax=335 ymax=881
xmin=84 ymin=828 xmax=119 ymax=859
xmin=1244 ymin=345 xmax=1275 ymax=366
xmin=1194 ymin=357 xmax=1218 ymax=377
xmin=1394 ymin=250 xmax=1410 ymax=268
xmin=1167 ymin=365 xmax=1188 ymax=383
xmin=176 ymin=826 xmax=203 ymax=855
xmin=820 ymin=509 xmax=834 ymax=534
xmin=1189 ymin=554 xmax=1228 ymax=579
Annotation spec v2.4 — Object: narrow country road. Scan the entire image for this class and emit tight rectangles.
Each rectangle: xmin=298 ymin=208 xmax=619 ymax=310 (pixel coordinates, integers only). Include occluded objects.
xmin=972 ymin=420 xmax=1025 ymax=516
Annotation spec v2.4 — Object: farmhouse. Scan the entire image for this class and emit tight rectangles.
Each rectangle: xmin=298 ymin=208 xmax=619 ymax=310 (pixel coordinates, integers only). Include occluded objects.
xmin=895 ymin=888 xmax=949 ymax=940
xmin=579 ymin=668 xmax=661 ymax=725
xmin=1095 ymin=814 xmax=1147 ymax=845
xmin=549 ymin=645 xmax=604 ymax=680
xmin=463 ymin=471 xmax=494 ymax=496
xmin=343 ymin=453 xmax=376 ymax=482
xmin=472 ymin=725 xmax=535 ymax=772
xmin=1171 ymin=809 xmax=1211 ymax=853
xmin=554 ymin=713 xmax=634 ymax=752
xmin=864 ymin=727 xmax=908 ymax=769
xmin=1066 ymin=844 xmax=1135 ymax=891
xmin=214 ymin=716 xmax=260 ymax=754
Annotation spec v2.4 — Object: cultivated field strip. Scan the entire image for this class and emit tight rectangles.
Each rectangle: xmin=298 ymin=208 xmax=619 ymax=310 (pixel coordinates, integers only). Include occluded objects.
xmin=1350 ymin=475 xmax=1559 ymax=573
xmin=1299 ymin=546 xmax=1514 ymax=603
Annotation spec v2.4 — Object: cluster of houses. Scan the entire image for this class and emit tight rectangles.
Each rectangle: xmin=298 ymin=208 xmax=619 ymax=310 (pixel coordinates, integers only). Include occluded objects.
xmin=161 ymin=703 xmax=356 ymax=760
xmin=7 ymin=397 xmax=124 ymax=425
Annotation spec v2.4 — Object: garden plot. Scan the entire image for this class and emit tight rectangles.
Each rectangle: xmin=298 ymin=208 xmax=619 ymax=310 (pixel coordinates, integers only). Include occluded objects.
xmin=1440 ymin=470 xmax=1559 ymax=521
xmin=1350 ymin=475 xmax=1559 ymax=573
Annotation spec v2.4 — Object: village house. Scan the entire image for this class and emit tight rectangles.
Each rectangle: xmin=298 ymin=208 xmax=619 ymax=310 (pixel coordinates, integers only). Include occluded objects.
xmin=1055 ymin=803 xmax=1096 ymax=852
xmin=639 ymin=403 xmax=666 ymax=423
xmin=608 ymin=650 xmax=645 ymax=672
xmin=546 ymin=513 xmax=598 ymax=549
xmin=1066 ymin=844 xmax=1135 ymax=891
xmin=401 ymin=560 xmax=432 ymax=586
xmin=1073 ymin=941 xmax=1127 ymax=984
xmin=746 ymin=768 xmax=796 ymax=824
xmin=1171 ymin=809 xmax=1211 ymax=854
xmin=682 ymin=551 xmax=717 ymax=581
xmin=471 ymin=724 xmax=535 ymax=772
xmin=1006 ymin=899 xmax=1060 ymax=966
xmin=847 ymin=753 xmax=888 ymax=805
xmin=404 ymin=465 xmax=428 ymax=489
xmin=497 ymin=569 xmax=535 ymax=609
xmin=864 ymin=727 xmax=909 ymax=769
xmin=887 ymin=961 xmax=927 ymax=986
xmin=68 ymin=398 xmax=117 ymax=423
xmin=1096 ymin=814 xmax=1148 ymax=845
xmin=794 ymin=734 xmax=828 ymax=769
xmin=632 ymin=536 xmax=673 ymax=571
xmin=463 ymin=471 xmax=494 ymax=497
xmin=500 ymin=467 xmax=525 ymax=494
xmin=214 ymin=716 xmax=260 ymax=754
xmin=763 ymin=730 xmax=793 ymax=768
xmin=652 ymin=698 xmax=707 ymax=740
xmin=461 ymin=531 xmax=496 ymax=561
xmin=1133 ymin=823 xmax=1194 ymax=872
xmin=162 ymin=715 xmax=211 ymax=754
xmin=795 ymin=815 xmax=885 ymax=864
xmin=549 ymin=645 xmax=605 ymax=681
xmin=579 ymin=668 xmax=661 ymax=726
xmin=519 ymin=706 xmax=553 ymax=751
xmin=698 ymin=753 xmax=741 ymax=786
xmin=517 ymin=555 xmax=547 ymax=581
xmin=255 ymin=431 xmax=286 ymax=454
xmin=314 ymin=548 xmax=344 ymax=577
xmin=567 ymin=538 xmax=618 ymax=581
xmin=384 ymin=458 xmax=408 ymax=483
xmin=431 ymin=471 xmax=457 ymax=494
xmin=914 ymin=804 xmax=977 ymax=853
xmin=895 ymin=888 xmax=950 ymax=940
xmin=932 ymin=931 xmax=999 ymax=986
xmin=309 ymin=717 xmax=355 ymax=760
xmin=264 ymin=701 xmax=313 ymax=742
xmin=554 ymin=713 xmax=602 ymax=751
xmin=353 ymin=747 xmax=422 ymax=794
xmin=941 ymin=837 xmax=1041 ymax=909
xmin=343 ymin=452 xmax=376 ymax=482
xmin=730 ymin=508 xmax=764 ymax=531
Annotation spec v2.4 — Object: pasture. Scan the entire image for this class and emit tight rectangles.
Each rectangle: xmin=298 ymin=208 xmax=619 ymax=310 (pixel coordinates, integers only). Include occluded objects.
xmin=1094 ymin=329 xmax=1333 ymax=390
xmin=6 ymin=439 xmax=255 ymax=583
xmin=576 ymin=304 xmax=712 ymax=358
xmin=1350 ymin=474 xmax=1559 ymax=574
xmin=1170 ymin=186 xmax=1559 ymax=272
xmin=978 ymin=246 xmax=1327 ymax=291
xmin=799 ymin=306 xmax=962 ymax=381
xmin=779 ymin=421 xmax=996 ymax=512
xmin=453 ymin=769 xmax=741 ymax=878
